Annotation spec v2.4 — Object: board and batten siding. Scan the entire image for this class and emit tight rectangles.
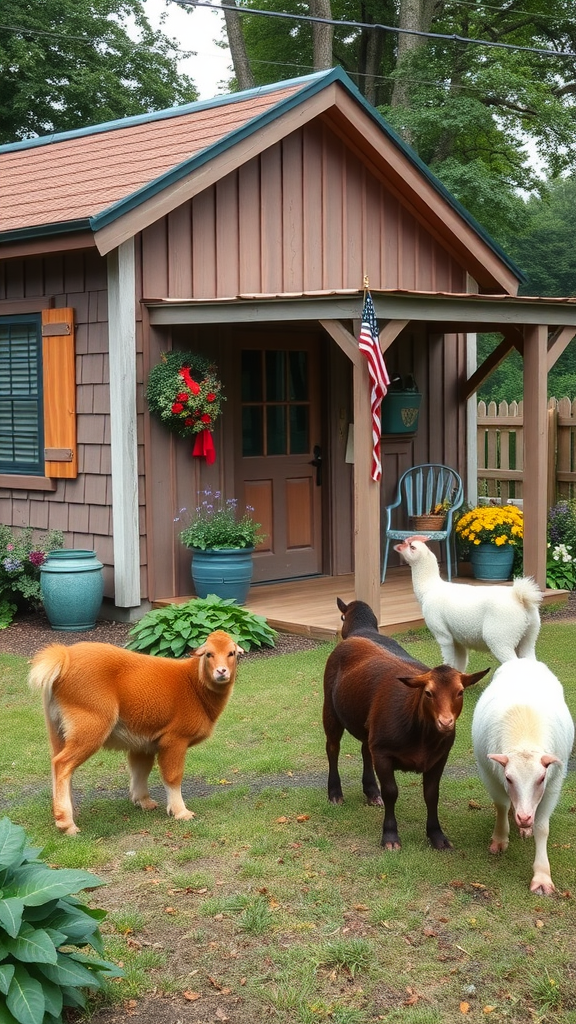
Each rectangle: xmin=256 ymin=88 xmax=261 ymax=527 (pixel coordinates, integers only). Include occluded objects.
xmin=141 ymin=122 xmax=466 ymax=301
xmin=0 ymin=247 xmax=148 ymax=602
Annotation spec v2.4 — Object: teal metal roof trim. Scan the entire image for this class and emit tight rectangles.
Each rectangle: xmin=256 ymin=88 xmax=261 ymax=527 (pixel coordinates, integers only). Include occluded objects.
xmin=0 ymin=71 xmax=329 ymax=155
xmin=0 ymin=219 xmax=92 ymax=245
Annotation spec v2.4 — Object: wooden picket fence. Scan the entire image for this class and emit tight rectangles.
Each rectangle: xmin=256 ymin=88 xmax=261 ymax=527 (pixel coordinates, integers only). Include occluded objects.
xmin=477 ymin=398 xmax=576 ymax=506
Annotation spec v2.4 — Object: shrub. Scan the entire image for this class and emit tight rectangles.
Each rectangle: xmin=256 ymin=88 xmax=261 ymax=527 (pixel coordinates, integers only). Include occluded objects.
xmin=0 ymin=816 xmax=122 ymax=1024
xmin=0 ymin=526 xmax=64 ymax=627
xmin=125 ymin=595 xmax=277 ymax=656
xmin=546 ymin=501 xmax=576 ymax=590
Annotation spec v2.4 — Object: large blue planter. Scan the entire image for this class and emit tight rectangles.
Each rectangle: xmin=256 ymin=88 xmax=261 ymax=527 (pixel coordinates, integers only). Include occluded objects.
xmin=40 ymin=549 xmax=104 ymax=631
xmin=191 ymin=547 xmax=254 ymax=605
xmin=470 ymin=542 xmax=514 ymax=581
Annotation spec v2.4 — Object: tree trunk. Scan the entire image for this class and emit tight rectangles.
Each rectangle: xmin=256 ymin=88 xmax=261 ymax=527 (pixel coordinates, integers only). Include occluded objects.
xmin=223 ymin=0 xmax=255 ymax=91
xmin=310 ymin=0 xmax=334 ymax=70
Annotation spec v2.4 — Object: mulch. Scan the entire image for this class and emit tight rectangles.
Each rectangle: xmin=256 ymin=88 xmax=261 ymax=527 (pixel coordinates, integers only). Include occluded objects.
xmin=0 ymin=609 xmax=326 ymax=659
xmin=2 ymin=591 xmax=575 ymax=661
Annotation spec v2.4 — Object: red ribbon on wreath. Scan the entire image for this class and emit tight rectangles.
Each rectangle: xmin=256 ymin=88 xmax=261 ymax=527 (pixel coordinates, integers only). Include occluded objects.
xmin=192 ymin=429 xmax=216 ymax=464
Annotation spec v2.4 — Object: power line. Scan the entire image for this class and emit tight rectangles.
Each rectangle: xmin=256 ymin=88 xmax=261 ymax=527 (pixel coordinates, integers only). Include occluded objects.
xmin=172 ymin=0 xmax=576 ymax=58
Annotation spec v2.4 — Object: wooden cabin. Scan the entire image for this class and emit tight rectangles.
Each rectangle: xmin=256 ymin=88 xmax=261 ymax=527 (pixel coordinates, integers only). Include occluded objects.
xmin=1 ymin=68 xmax=575 ymax=624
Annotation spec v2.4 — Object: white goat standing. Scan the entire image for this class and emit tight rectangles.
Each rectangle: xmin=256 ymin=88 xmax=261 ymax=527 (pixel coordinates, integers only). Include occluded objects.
xmin=471 ymin=658 xmax=574 ymax=894
xmin=395 ymin=536 xmax=542 ymax=670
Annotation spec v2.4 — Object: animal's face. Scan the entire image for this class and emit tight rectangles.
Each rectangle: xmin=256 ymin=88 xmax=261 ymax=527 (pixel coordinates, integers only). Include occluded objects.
xmin=394 ymin=536 xmax=430 ymax=565
xmin=194 ymin=631 xmax=244 ymax=686
xmin=400 ymin=667 xmax=488 ymax=733
xmin=488 ymin=751 xmax=560 ymax=835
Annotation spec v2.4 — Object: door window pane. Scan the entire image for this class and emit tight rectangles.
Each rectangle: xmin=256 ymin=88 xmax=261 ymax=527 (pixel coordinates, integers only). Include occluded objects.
xmin=265 ymin=351 xmax=285 ymax=401
xmin=266 ymin=406 xmax=287 ymax=455
xmin=288 ymin=351 xmax=308 ymax=400
xmin=289 ymin=405 xmax=309 ymax=454
xmin=241 ymin=350 xmax=262 ymax=401
xmin=242 ymin=406 xmax=263 ymax=457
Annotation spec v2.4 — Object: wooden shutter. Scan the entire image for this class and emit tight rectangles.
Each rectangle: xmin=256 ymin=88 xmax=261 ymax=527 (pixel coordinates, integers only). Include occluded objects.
xmin=41 ymin=308 xmax=77 ymax=478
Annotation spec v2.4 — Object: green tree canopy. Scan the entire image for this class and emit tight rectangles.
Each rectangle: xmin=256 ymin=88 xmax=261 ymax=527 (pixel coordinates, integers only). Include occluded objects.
xmin=0 ymin=0 xmax=198 ymax=143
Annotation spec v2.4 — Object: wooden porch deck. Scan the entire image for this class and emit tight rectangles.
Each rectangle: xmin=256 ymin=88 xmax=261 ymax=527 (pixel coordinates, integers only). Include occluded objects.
xmin=155 ymin=566 xmax=567 ymax=640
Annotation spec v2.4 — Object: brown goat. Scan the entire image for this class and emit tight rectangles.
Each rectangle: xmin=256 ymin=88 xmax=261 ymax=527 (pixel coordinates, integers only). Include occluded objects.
xmin=29 ymin=630 xmax=243 ymax=835
xmin=323 ymin=636 xmax=488 ymax=849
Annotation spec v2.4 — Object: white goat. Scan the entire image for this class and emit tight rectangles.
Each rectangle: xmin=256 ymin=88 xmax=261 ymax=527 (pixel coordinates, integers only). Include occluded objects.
xmin=471 ymin=658 xmax=574 ymax=894
xmin=395 ymin=536 xmax=542 ymax=670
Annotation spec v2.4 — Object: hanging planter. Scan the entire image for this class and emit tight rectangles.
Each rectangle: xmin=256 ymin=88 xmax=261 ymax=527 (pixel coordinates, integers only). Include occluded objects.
xmin=146 ymin=351 xmax=225 ymax=464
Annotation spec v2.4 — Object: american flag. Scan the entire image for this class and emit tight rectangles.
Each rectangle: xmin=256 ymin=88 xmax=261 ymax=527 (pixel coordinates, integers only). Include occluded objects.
xmin=358 ymin=291 xmax=390 ymax=481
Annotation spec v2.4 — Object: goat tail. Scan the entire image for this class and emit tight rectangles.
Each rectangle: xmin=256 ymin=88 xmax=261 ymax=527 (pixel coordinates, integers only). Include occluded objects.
xmin=511 ymin=576 xmax=543 ymax=609
xmin=28 ymin=644 xmax=70 ymax=696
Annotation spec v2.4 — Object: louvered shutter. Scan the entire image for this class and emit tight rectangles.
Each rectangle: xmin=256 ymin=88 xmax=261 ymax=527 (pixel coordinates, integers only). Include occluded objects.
xmin=41 ymin=308 xmax=77 ymax=478
xmin=0 ymin=314 xmax=43 ymax=473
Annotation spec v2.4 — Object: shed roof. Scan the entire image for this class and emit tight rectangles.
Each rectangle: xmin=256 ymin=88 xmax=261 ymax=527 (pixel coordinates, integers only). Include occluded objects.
xmin=0 ymin=67 xmax=523 ymax=285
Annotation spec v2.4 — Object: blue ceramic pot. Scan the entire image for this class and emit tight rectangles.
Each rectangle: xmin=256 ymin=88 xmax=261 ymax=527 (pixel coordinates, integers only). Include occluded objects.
xmin=191 ymin=547 xmax=254 ymax=605
xmin=470 ymin=542 xmax=514 ymax=581
xmin=40 ymin=549 xmax=104 ymax=631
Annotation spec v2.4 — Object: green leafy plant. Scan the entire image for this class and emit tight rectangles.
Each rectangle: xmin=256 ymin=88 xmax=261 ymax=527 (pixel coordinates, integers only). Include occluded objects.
xmin=176 ymin=489 xmax=263 ymax=550
xmin=0 ymin=816 xmax=123 ymax=1024
xmin=0 ymin=526 xmax=64 ymax=626
xmin=546 ymin=543 xmax=576 ymax=591
xmin=126 ymin=595 xmax=277 ymax=655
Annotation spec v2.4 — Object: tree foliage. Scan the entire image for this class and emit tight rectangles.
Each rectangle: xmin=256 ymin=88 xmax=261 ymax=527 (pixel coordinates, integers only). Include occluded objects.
xmin=220 ymin=1 xmax=575 ymax=236
xmin=0 ymin=0 xmax=198 ymax=143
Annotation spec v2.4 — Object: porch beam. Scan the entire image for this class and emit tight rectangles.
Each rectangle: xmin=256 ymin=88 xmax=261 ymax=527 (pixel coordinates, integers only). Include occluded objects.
xmin=461 ymin=328 xmax=522 ymax=400
xmin=319 ymin=319 xmax=362 ymax=366
xmin=522 ymin=323 xmax=548 ymax=590
xmin=107 ymin=238 xmax=141 ymax=608
xmin=320 ymin=318 xmax=381 ymax=615
xmin=147 ymin=295 xmax=576 ymax=328
xmin=547 ymin=326 xmax=576 ymax=372
xmin=379 ymin=319 xmax=410 ymax=353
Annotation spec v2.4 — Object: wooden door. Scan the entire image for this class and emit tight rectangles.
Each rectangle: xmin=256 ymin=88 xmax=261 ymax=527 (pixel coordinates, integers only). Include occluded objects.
xmin=234 ymin=334 xmax=323 ymax=582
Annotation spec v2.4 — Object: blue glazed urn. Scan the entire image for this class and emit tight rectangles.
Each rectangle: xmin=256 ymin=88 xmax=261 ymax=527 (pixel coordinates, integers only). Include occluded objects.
xmin=191 ymin=547 xmax=254 ymax=605
xmin=40 ymin=549 xmax=104 ymax=631
xmin=469 ymin=542 xmax=514 ymax=581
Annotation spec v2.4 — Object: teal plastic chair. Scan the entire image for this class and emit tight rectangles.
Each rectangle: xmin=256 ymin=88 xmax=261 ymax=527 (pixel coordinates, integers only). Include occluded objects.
xmin=382 ymin=464 xmax=464 ymax=582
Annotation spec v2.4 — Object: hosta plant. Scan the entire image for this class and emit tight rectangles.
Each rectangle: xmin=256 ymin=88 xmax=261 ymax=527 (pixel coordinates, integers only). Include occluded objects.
xmin=126 ymin=594 xmax=277 ymax=656
xmin=0 ymin=816 xmax=122 ymax=1024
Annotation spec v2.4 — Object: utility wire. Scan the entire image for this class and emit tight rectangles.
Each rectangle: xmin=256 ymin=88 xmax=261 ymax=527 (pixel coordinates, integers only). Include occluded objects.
xmin=172 ymin=0 xmax=576 ymax=58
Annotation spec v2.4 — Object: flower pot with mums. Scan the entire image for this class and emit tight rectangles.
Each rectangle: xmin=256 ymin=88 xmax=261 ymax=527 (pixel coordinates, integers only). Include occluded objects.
xmin=455 ymin=503 xmax=523 ymax=580
xmin=176 ymin=490 xmax=265 ymax=605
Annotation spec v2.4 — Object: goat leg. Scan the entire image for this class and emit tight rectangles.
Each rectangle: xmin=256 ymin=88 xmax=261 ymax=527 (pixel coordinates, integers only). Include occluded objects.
xmin=361 ymin=741 xmax=383 ymax=806
xmin=372 ymin=752 xmax=401 ymax=849
xmin=422 ymin=758 xmax=452 ymax=850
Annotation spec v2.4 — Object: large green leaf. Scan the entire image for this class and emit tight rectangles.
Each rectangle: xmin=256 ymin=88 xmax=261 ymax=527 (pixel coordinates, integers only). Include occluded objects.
xmin=3 ymin=924 xmax=58 ymax=965
xmin=37 ymin=977 xmax=63 ymax=1019
xmin=6 ymin=964 xmax=45 ymax=1024
xmin=0 ymin=898 xmax=24 ymax=938
xmin=37 ymin=951 xmax=102 ymax=988
xmin=68 ymin=950 xmax=124 ymax=977
xmin=45 ymin=909 xmax=102 ymax=950
xmin=0 ymin=999 xmax=19 ymax=1023
xmin=0 ymin=963 xmax=15 ymax=994
xmin=0 ymin=820 xmax=26 ymax=870
xmin=6 ymin=867 xmax=104 ymax=906
xmin=22 ymin=900 xmax=59 ymax=923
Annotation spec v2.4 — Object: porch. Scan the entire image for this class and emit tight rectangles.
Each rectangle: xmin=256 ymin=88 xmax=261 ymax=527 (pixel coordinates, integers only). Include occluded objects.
xmin=154 ymin=567 xmax=567 ymax=641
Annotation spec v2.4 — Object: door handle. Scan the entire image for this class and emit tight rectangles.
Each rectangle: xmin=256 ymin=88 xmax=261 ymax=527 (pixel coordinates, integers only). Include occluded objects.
xmin=309 ymin=444 xmax=322 ymax=486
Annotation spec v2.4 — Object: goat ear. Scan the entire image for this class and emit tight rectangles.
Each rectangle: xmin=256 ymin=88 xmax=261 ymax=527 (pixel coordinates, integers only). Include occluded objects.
xmin=461 ymin=668 xmax=490 ymax=688
xmin=235 ymin=643 xmax=245 ymax=655
xmin=397 ymin=673 xmax=429 ymax=689
xmin=193 ymin=643 xmax=207 ymax=657
xmin=336 ymin=597 xmax=347 ymax=614
xmin=541 ymin=754 xmax=561 ymax=768
xmin=488 ymin=754 xmax=509 ymax=767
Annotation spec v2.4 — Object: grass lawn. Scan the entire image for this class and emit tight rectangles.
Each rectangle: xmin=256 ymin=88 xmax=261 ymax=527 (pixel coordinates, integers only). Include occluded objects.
xmin=1 ymin=623 xmax=576 ymax=1023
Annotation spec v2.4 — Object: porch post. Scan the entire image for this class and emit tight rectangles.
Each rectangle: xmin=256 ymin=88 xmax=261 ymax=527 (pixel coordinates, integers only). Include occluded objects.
xmin=353 ymin=357 xmax=381 ymax=614
xmin=107 ymin=239 xmax=141 ymax=608
xmin=522 ymin=323 xmax=548 ymax=590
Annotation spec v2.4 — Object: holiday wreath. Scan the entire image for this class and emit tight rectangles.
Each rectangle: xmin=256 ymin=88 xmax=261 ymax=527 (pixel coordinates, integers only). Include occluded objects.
xmin=146 ymin=351 xmax=225 ymax=463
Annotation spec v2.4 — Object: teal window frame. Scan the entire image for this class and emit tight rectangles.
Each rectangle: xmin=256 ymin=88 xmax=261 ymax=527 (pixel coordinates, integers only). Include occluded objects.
xmin=0 ymin=313 xmax=45 ymax=475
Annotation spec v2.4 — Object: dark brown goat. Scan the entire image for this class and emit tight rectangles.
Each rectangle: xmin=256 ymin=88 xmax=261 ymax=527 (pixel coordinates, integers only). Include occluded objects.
xmin=337 ymin=597 xmax=420 ymax=664
xmin=323 ymin=636 xmax=488 ymax=850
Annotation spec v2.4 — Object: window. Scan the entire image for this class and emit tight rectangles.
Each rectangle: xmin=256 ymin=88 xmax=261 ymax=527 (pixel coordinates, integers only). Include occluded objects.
xmin=0 ymin=314 xmax=44 ymax=474
xmin=241 ymin=349 xmax=310 ymax=457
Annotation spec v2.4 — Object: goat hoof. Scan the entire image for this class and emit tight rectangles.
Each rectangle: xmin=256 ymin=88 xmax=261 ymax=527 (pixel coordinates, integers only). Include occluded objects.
xmin=328 ymin=794 xmax=344 ymax=804
xmin=429 ymin=834 xmax=453 ymax=851
xmin=530 ymin=879 xmax=555 ymax=896
xmin=381 ymin=833 xmax=401 ymax=851
xmin=366 ymin=794 xmax=384 ymax=807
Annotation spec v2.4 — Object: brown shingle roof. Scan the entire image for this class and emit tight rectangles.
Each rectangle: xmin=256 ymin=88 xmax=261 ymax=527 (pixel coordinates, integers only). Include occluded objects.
xmin=0 ymin=82 xmax=303 ymax=234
